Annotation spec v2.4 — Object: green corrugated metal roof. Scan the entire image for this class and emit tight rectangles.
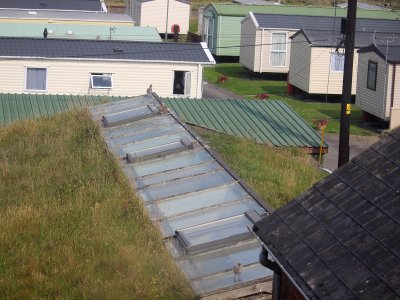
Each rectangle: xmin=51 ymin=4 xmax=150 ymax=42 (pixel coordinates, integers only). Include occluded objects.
xmin=164 ymin=98 xmax=327 ymax=149
xmin=0 ymin=94 xmax=125 ymax=125
xmin=210 ymin=3 xmax=400 ymax=19
xmin=0 ymin=23 xmax=162 ymax=42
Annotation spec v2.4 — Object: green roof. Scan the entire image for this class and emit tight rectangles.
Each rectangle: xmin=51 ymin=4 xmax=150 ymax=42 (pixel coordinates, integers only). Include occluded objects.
xmin=210 ymin=3 xmax=400 ymax=19
xmin=164 ymin=98 xmax=327 ymax=150
xmin=0 ymin=94 xmax=125 ymax=125
xmin=0 ymin=23 xmax=162 ymax=42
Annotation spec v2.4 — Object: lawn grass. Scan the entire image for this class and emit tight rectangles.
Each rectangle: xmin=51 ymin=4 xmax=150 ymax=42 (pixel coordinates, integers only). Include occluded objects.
xmin=0 ymin=111 xmax=194 ymax=299
xmin=194 ymin=127 xmax=327 ymax=209
xmin=204 ymin=63 xmax=377 ymax=136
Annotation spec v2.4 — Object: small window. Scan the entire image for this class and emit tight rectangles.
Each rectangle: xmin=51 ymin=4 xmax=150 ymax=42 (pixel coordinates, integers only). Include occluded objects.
xmin=331 ymin=53 xmax=345 ymax=72
xmin=90 ymin=73 xmax=113 ymax=89
xmin=367 ymin=61 xmax=377 ymax=91
xmin=173 ymin=71 xmax=191 ymax=96
xmin=26 ymin=67 xmax=47 ymax=91
xmin=270 ymin=33 xmax=287 ymax=67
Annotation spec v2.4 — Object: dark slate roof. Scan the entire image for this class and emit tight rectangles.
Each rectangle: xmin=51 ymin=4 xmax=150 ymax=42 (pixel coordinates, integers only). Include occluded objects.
xmin=293 ymin=28 xmax=400 ymax=48
xmin=0 ymin=9 xmax=132 ymax=22
xmin=358 ymin=44 xmax=400 ymax=64
xmin=253 ymin=127 xmax=400 ymax=300
xmin=0 ymin=0 xmax=104 ymax=11
xmin=253 ymin=13 xmax=400 ymax=33
xmin=0 ymin=37 xmax=214 ymax=63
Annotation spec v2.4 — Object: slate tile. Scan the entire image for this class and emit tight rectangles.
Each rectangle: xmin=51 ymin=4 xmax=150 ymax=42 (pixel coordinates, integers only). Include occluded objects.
xmin=305 ymin=227 xmax=337 ymax=253
xmin=307 ymin=197 xmax=342 ymax=225
xmin=344 ymin=231 xmax=390 ymax=269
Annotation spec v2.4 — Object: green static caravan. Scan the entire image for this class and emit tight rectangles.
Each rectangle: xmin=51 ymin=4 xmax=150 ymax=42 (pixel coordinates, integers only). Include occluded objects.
xmin=201 ymin=3 xmax=400 ymax=57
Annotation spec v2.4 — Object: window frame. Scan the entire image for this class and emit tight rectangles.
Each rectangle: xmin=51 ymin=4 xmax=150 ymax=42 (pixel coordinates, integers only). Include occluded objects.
xmin=172 ymin=70 xmax=191 ymax=97
xmin=90 ymin=73 xmax=113 ymax=89
xmin=367 ymin=60 xmax=378 ymax=91
xmin=269 ymin=32 xmax=288 ymax=68
xmin=330 ymin=52 xmax=345 ymax=72
xmin=25 ymin=67 xmax=48 ymax=92
xmin=203 ymin=17 xmax=214 ymax=50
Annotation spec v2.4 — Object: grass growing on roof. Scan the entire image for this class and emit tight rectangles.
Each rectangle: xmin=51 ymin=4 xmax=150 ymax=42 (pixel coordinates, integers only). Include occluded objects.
xmin=204 ymin=63 xmax=376 ymax=136
xmin=194 ymin=127 xmax=327 ymax=209
xmin=0 ymin=110 xmax=194 ymax=299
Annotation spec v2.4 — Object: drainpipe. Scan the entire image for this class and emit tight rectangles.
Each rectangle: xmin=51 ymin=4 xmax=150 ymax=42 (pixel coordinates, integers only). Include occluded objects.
xmin=390 ymin=64 xmax=396 ymax=109
xmin=197 ymin=64 xmax=202 ymax=98
xmin=382 ymin=41 xmax=390 ymax=120
xmin=390 ymin=64 xmax=397 ymax=129
xmin=259 ymin=28 xmax=264 ymax=73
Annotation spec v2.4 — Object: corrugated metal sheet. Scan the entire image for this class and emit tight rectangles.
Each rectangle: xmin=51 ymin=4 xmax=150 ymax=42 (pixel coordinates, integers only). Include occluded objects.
xmin=90 ymin=94 xmax=273 ymax=297
xmin=0 ymin=93 xmax=124 ymax=125
xmin=164 ymin=98 xmax=326 ymax=149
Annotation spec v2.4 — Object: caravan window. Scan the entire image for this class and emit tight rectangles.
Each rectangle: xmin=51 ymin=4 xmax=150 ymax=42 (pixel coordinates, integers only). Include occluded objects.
xmin=173 ymin=71 xmax=191 ymax=96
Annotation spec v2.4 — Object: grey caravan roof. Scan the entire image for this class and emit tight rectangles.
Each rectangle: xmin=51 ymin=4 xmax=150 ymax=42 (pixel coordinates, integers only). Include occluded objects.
xmin=90 ymin=94 xmax=273 ymax=296
xmin=0 ymin=37 xmax=214 ymax=64
xmin=0 ymin=9 xmax=133 ymax=22
xmin=0 ymin=0 xmax=104 ymax=11
xmin=359 ymin=43 xmax=400 ymax=64
xmin=252 ymin=13 xmax=400 ymax=33
xmin=292 ymin=29 xmax=400 ymax=48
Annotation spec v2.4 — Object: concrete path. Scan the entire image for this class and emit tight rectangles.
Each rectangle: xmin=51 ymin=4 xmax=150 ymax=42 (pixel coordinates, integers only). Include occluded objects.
xmin=202 ymin=81 xmax=244 ymax=100
xmin=322 ymin=134 xmax=381 ymax=171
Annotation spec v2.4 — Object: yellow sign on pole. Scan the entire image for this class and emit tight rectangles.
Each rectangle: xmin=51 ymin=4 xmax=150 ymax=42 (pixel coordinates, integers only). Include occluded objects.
xmin=346 ymin=104 xmax=351 ymax=115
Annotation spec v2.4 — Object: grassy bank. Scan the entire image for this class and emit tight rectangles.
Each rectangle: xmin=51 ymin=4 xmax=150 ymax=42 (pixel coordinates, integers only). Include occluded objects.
xmin=0 ymin=111 xmax=194 ymax=299
xmin=204 ymin=63 xmax=376 ymax=136
xmin=195 ymin=127 xmax=326 ymax=208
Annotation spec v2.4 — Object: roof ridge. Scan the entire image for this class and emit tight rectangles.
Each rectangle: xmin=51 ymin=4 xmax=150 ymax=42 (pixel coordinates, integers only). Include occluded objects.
xmin=0 ymin=36 xmax=202 ymax=45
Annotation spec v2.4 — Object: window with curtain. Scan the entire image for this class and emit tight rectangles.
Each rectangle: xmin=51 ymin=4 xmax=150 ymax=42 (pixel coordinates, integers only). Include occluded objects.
xmin=367 ymin=61 xmax=377 ymax=91
xmin=26 ymin=68 xmax=47 ymax=91
xmin=270 ymin=33 xmax=287 ymax=67
xmin=331 ymin=53 xmax=345 ymax=72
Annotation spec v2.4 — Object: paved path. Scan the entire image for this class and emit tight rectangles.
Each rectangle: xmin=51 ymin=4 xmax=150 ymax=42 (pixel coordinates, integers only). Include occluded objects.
xmin=203 ymin=81 xmax=244 ymax=99
xmin=323 ymin=134 xmax=381 ymax=171
xmin=203 ymin=80 xmax=381 ymax=171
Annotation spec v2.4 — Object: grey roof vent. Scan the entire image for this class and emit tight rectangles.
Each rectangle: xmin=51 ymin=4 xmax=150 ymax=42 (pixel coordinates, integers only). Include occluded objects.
xmin=113 ymin=48 xmax=124 ymax=53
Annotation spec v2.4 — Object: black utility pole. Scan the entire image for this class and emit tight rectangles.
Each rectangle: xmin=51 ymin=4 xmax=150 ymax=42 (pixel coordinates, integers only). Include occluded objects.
xmin=338 ymin=0 xmax=358 ymax=167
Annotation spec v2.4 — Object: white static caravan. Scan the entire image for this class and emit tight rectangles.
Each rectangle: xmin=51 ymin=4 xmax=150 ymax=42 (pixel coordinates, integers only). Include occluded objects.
xmin=356 ymin=43 xmax=400 ymax=130
xmin=125 ymin=0 xmax=190 ymax=35
xmin=240 ymin=13 xmax=338 ymax=74
xmin=288 ymin=20 xmax=400 ymax=95
xmin=0 ymin=37 xmax=215 ymax=98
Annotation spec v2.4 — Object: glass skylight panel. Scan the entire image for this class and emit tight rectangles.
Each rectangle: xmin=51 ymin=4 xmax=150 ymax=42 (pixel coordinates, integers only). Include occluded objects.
xmin=139 ymin=171 xmax=234 ymax=202
xmin=176 ymin=215 xmax=252 ymax=254
xmin=108 ymin=125 xmax=185 ymax=147
xmin=160 ymin=199 xmax=260 ymax=238
xmin=117 ymin=133 xmax=191 ymax=157
xmin=191 ymin=264 xmax=271 ymax=295
xmin=126 ymin=138 xmax=194 ymax=163
xmin=136 ymin=161 xmax=222 ymax=189
xmin=102 ymin=104 xmax=159 ymax=127
xmin=147 ymin=183 xmax=251 ymax=220
xmin=104 ymin=115 xmax=176 ymax=139
xmin=180 ymin=240 xmax=262 ymax=278
xmin=132 ymin=149 xmax=213 ymax=178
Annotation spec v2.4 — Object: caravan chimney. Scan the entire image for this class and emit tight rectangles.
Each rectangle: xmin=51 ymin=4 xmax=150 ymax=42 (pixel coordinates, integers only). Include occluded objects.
xmin=43 ymin=28 xmax=48 ymax=39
